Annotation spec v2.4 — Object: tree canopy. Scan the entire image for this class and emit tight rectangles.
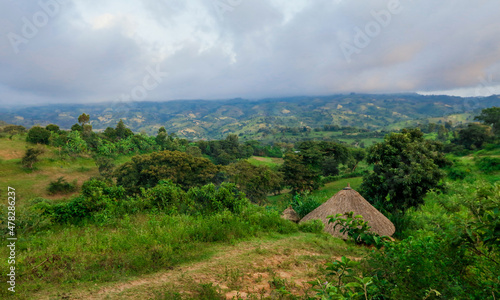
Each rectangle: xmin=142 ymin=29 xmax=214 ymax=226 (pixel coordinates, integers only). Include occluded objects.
xmin=26 ymin=126 xmax=51 ymax=144
xmin=360 ymin=128 xmax=449 ymax=213
xmin=115 ymin=150 xmax=219 ymax=191
xmin=475 ymin=106 xmax=500 ymax=135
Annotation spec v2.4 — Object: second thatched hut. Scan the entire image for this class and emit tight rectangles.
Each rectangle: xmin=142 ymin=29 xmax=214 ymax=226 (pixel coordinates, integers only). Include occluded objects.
xmin=299 ymin=184 xmax=395 ymax=238
xmin=281 ymin=206 xmax=300 ymax=223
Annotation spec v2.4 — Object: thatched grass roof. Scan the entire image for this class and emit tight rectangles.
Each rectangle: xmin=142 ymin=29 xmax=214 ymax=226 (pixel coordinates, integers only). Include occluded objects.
xmin=281 ymin=206 xmax=300 ymax=223
xmin=299 ymin=185 xmax=395 ymax=238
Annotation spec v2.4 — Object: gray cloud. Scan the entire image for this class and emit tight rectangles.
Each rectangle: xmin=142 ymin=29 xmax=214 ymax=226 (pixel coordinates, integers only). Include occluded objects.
xmin=0 ymin=0 xmax=499 ymax=106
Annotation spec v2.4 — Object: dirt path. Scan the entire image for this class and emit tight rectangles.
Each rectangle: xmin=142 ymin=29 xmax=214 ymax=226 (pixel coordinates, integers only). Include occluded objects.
xmin=52 ymin=235 xmax=357 ymax=300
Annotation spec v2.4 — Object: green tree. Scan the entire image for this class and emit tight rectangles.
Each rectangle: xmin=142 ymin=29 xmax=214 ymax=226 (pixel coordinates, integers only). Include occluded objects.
xmin=187 ymin=182 xmax=248 ymax=214
xmin=22 ymin=146 xmax=45 ymax=169
xmin=437 ymin=124 xmax=449 ymax=141
xmin=115 ymin=119 xmax=133 ymax=140
xmin=115 ymin=150 xmax=219 ymax=191
xmin=361 ymin=129 xmax=448 ymax=213
xmin=158 ymin=126 xmax=167 ymax=134
xmin=103 ymin=127 xmax=117 ymax=140
xmin=455 ymin=123 xmax=493 ymax=149
xmin=349 ymin=148 xmax=366 ymax=172
xmin=26 ymin=126 xmax=51 ymax=144
xmin=186 ymin=145 xmax=203 ymax=157
xmin=225 ymin=161 xmax=283 ymax=202
xmin=45 ymin=124 xmax=60 ymax=133
xmin=94 ymin=155 xmax=115 ymax=181
xmin=78 ymin=113 xmax=90 ymax=127
xmin=71 ymin=123 xmax=83 ymax=132
xmin=281 ymin=153 xmax=321 ymax=193
xmin=62 ymin=131 xmax=88 ymax=155
xmin=475 ymin=106 xmax=500 ymax=135
xmin=2 ymin=125 xmax=26 ymax=137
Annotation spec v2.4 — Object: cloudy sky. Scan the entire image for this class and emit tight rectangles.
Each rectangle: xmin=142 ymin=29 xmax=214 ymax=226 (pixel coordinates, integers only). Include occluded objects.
xmin=0 ymin=0 xmax=499 ymax=106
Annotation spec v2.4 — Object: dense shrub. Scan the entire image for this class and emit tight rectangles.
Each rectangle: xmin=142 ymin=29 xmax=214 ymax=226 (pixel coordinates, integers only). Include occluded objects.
xmin=291 ymin=193 xmax=322 ymax=218
xmin=365 ymin=235 xmax=471 ymax=299
xmin=477 ymin=157 xmax=500 ymax=173
xmin=26 ymin=126 xmax=51 ymax=144
xmin=366 ymin=181 xmax=500 ymax=299
xmin=62 ymin=131 xmax=88 ymax=155
xmin=115 ymin=150 xmax=219 ymax=191
xmin=140 ymin=180 xmax=191 ymax=213
xmin=46 ymin=179 xmax=127 ymax=223
xmin=47 ymin=177 xmax=77 ymax=195
xmin=298 ymin=219 xmax=324 ymax=233
xmin=21 ymin=146 xmax=45 ymax=169
xmin=188 ymin=182 xmax=249 ymax=215
xmin=225 ymin=161 xmax=283 ymax=203
xmin=447 ymin=165 xmax=469 ymax=180
xmin=361 ymin=129 xmax=449 ymax=214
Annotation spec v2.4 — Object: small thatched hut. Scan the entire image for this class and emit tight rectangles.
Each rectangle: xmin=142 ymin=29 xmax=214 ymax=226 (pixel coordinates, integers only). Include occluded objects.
xmin=299 ymin=184 xmax=395 ymax=238
xmin=281 ymin=206 xmax=300 ymax=223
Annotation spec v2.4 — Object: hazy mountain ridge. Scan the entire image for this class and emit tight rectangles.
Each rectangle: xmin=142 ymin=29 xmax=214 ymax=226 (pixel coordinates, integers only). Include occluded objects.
xmin=1 ymin=94 xmax=498 ymax=139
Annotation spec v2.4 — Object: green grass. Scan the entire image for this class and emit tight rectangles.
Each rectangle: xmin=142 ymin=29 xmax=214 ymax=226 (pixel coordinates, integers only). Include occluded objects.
xmin=0 ymin=206 xmax=304 ymax=299
xmin=0 ymin=135 xmax=135 ymax=204
xmin=247 ymin=156 xmax=284 ymax=168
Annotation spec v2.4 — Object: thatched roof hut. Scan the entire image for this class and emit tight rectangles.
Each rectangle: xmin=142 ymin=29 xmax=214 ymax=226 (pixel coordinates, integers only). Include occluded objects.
xmin=281 ymin=206 xmax=300 ymax=223
xmin=299 ymin=184 xmax=395 ymax=238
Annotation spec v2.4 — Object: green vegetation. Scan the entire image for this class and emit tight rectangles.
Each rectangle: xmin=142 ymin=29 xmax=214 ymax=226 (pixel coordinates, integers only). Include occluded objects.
xmin=360 ymin=128 xmax=449 ymax=216
xmin=115 ymin=150 xmax=219 ymax=192
xmin=0 ymin=105 xmax=499 ymax=299
xmin=21 ymin=146 xmax=45 ymax=169
xmin=2 ymin=94 xmax=498 ymax=140
xmin=46 ymin=176 xmax=78 ymax=195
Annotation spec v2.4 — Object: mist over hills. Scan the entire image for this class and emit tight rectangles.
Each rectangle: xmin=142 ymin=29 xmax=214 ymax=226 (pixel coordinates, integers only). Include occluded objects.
xmin=1 ymin=94 xmax=498 ymax=140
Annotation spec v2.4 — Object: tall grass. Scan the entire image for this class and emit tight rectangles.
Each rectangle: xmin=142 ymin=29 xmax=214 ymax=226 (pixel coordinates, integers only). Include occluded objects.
xmin=0 ymin=205 xmax=297 ymax=298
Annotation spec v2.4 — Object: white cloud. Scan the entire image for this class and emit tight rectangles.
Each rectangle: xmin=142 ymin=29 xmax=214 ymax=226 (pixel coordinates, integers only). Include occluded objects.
xmin=0 ymin=0 xmax=499 ymax=105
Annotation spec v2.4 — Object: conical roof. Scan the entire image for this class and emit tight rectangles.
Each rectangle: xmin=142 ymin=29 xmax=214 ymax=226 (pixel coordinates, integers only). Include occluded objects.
xmin=281 ymin=206 xmax=300 ymax=223
xmin=299 ymin=184 xmax=395 ymax=238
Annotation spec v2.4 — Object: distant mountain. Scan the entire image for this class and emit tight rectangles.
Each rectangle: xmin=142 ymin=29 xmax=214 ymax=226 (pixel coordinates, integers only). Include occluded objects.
xmin=1 ymin=94 xmax=498 ymax=140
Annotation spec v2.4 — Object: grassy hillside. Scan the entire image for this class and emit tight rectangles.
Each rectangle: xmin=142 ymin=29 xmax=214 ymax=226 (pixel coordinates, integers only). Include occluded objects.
xmin=0 ymin=126 xmax=498 ymax=299
xmin=0 ymin=135 xmax=132 ymax=203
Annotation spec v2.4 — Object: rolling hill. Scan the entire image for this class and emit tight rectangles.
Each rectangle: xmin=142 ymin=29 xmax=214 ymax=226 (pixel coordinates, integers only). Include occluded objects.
xmin=0 ymin=93 xmax=498 ymax=140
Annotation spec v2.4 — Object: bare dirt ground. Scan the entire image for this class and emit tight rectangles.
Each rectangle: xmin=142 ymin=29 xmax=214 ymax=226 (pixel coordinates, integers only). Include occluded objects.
xmin=0 ymin=148 xmax=24 ymax=160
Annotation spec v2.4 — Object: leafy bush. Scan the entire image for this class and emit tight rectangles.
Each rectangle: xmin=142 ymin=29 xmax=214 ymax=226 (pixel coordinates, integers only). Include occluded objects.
xmin=140 ymin=180 xmax=191 ymax=213
xmin=22 ymin=146 xmax=45 ymax=169
xmin=47 ymin=177 xmax=77 ymax=195
xmin=308 ymin=257 xmax=376 ymax=299
xmin=26 ymin=126 xmax=51 ymax=144
xmin=365 ymin=235 xmax=470 ymax=299
xmin=361 ymin=128 xmax=449 ymax=214
xmin=115 ymin=150 xmax=219 ymax=191
xmin=0 ymin=198 xmax=54 ymax=237
xmin=188 ymin=182 xmax=249 ymax=215
xmin=291 ymin=192 xmax=322 ymax=218
xmin=329 ymin=212 xmax=387 ymax=247
xmin=298 ymin=219 xmax=324 ymax=233
xmin=477 ymin=157 xmax=500 ymax=173
xmin=62 ymin=131 xmax=88 ymax=155
xmin=445 ymin=160 xmax=473 ymax=181
xmin=366 ymin=181 xmax=500 ymax=299
xmin=46 ymin=179 xmax=126 ymax=223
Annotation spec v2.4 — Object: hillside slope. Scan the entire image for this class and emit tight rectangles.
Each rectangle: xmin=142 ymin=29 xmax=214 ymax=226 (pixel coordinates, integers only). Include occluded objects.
xmin=1 ymin=94 xmax=498 ymax=139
